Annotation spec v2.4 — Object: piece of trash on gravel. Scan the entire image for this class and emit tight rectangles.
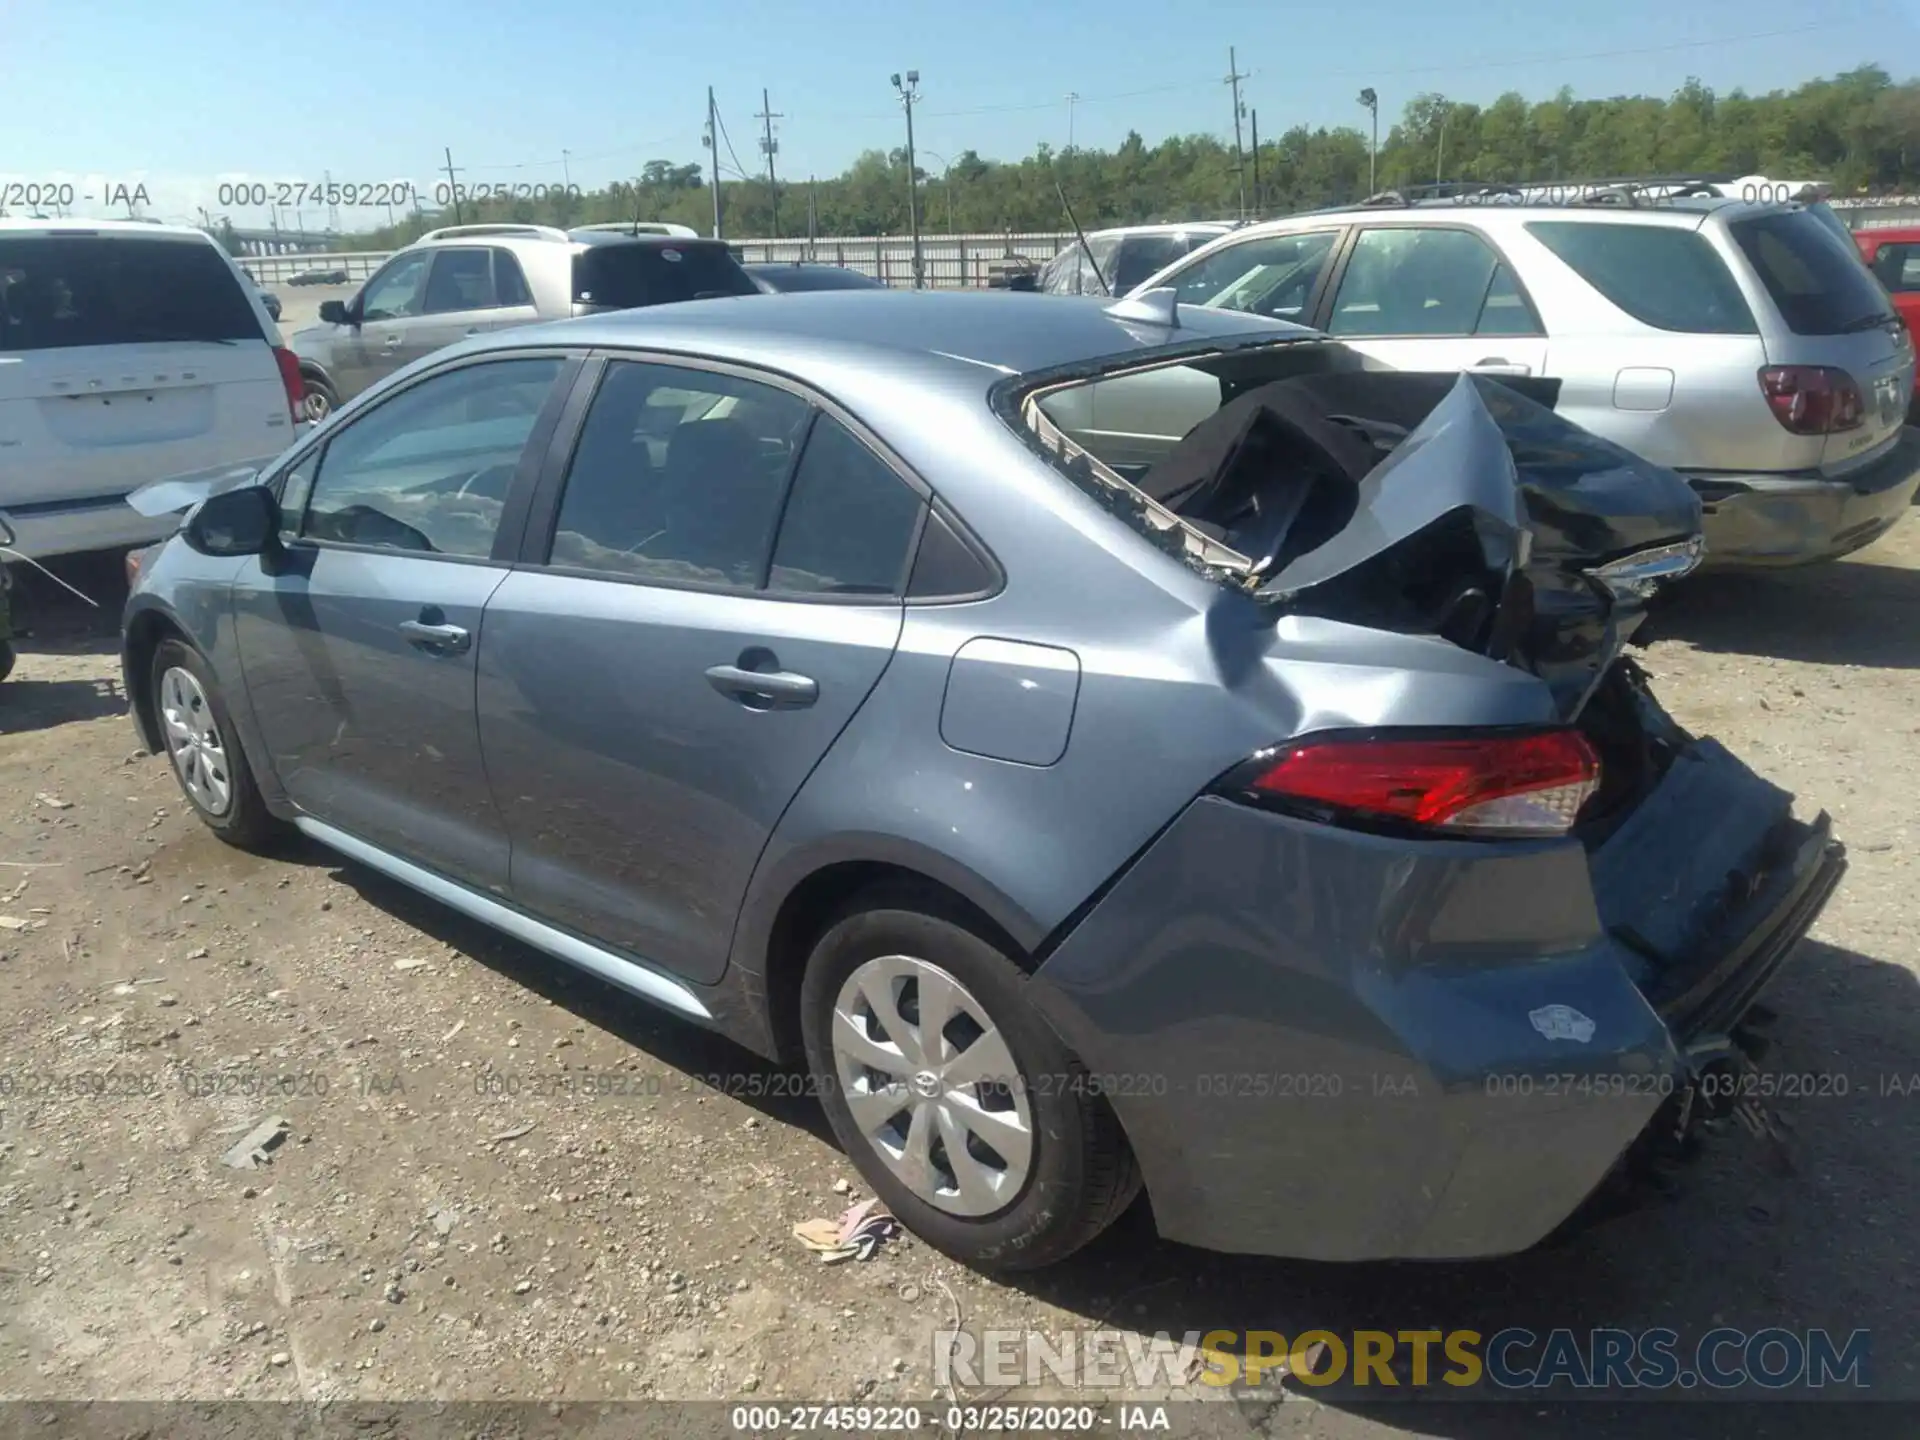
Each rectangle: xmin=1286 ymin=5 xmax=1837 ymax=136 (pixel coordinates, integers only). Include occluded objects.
xmin=488 ymin=1121 xmax=537 ymax=1145
xmin=220 ymin=1116 xmax=292 ymax=1170
xmin=0 ymin=916 xmax=33 ymax=931
xmin=393 ymin=957 xmax=429 ymax=972
xmin=34 ymin=793 xmax=73 ymax=810
xmin=793 ymin=1197 xmax=901 ymax=1263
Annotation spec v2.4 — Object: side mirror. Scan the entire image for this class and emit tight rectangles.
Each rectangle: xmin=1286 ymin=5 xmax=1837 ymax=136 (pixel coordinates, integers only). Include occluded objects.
xmin=318 ymin=299 xmax=351 ymax=326
xmin=183 ymin=485 xmax=279 ymax=558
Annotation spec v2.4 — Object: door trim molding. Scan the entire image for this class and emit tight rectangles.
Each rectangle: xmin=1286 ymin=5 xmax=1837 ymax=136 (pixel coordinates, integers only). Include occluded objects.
xmin=291 ymin=816 xmax=714 ymax=1021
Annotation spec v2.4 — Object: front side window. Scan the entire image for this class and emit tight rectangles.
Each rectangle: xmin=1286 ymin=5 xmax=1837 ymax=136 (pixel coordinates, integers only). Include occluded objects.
xmin=1164 ymin=230 xmax=1340 ymax=320
xmin=358 ymin=251 xmax=432 ymax=321
xmin=1328 ymin=227 xmax=1532 ymax=338
xmin=1527 ymin=221 xmax=1755 ymax=334
xmin=422 ymin=248 xmax=497 ymax=313
xmin=548 ymin=361 xmax=811 ymax=586
xmin=299 ymin=357 xmax=564 ymax=558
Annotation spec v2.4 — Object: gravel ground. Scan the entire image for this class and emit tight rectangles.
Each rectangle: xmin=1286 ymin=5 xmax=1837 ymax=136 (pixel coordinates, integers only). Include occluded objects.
xmin=3 ymin=521 xmax=1920 ymax=1437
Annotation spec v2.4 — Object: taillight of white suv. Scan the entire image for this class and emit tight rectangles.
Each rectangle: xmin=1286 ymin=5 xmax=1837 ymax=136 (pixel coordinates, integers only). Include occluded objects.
xmin=1757 ymin=365 xmax=1865 ymax=435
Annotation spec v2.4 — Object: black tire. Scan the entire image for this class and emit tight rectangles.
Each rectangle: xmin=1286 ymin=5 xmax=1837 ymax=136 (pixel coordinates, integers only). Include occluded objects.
xmin=149 ymin=638 xmax=280 ymax=849
xmin=800 ymin=884 xmax=1141 ymax=1271
xmin=301 ymin=374 xmax=338 ymax=424
xmin=0 ymin=640 xmax=13 ymax=683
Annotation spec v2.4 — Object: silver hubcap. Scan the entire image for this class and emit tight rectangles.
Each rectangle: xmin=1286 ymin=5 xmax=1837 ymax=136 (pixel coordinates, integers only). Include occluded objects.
xmin=303 ymin=390 xmax=331 ymax=422
xmin=830 ymin=955 xmax=1035 ymax=1217
xmin=158 ymin=666 xmax=233 ymax=816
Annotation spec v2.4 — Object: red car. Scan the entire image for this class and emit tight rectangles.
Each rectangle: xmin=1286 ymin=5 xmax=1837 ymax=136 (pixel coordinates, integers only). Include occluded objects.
xmin=1856 ymin=225 xmax=1920 ymax=414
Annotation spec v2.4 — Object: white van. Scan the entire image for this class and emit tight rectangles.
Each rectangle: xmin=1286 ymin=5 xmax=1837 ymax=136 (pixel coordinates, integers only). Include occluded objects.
xmin=0 ymin=219 xmax=303 ymax=559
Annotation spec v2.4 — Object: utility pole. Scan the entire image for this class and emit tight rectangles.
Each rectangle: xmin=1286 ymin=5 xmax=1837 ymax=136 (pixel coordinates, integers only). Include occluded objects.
xmin=807 ymin=176 xmax=817 ymax=257
xmin=891 ymin=70 xmax=923 ymax=288
xmin=1358 ymin=89 xmax=1379 ymax=195
xmin=756 ymin=88 xmax=783 ymax=237
xmin=1225 ymin=48 xmax=1250 ymax=221
xmin=1250 ymin=109 xmax=1261 ymax=217
xmin=702 ymin=87 xmax=724 ymax=240
xmin=1065 ymin=92 xmax=1079 ymax=152
xmin=1436 ymin=106 xmax=1449 ymax=184
xmin=562 ymin=149 xmax=572 ymax=189
xmin=324 ymin=168 xmax=339 ymax=234
xmin=442 ymin=147 xmax=464 ymax=225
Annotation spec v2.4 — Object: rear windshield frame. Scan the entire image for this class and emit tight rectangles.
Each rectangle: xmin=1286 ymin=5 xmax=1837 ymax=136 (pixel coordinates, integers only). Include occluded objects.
xmin=0 ymin=233 xmax=264 ymax=352
xmin=1727 ymin=209 xmax=1896 ymax=336
xmin=1525 ymin=219 xmax=1757 ymax=335
xmin=570 ymin=240 xmax=759 ymax=309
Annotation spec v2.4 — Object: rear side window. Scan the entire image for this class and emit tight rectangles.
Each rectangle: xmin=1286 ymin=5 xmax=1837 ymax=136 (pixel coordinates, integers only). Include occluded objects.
xmin=423 ymin=248 xmax=496 ymax=312
xmin=1111 ymin=235 xmax=1198 ymax=294
xmin=1729 ymin=211 xmax=1895 ymax=335
xmin=0 ymin=235 xmax=261 ymax=351
xmin=494 ymin=249 xmax=534 ymax=306
xmin=1526 ymin=221 xmax=1755 ymax=334
xmin=769 ymin=417 xmax=924 ymax=596
xmin=571 ymin=242 xmax=758 ymax=308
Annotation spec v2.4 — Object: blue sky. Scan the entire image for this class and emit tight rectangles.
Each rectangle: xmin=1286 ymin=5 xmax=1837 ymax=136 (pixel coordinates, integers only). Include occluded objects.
xmin=2 ymin=0 xmax=1915 ymax=227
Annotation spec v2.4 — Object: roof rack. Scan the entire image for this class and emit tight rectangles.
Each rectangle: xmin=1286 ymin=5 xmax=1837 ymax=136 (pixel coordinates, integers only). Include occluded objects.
xmin=570 ymin=221 xmax=701 ymax=238
xmin=417 ymin=223 xmax=571 ymax=243
xmin=1344 ymin=174 xmax=1782 ymax=212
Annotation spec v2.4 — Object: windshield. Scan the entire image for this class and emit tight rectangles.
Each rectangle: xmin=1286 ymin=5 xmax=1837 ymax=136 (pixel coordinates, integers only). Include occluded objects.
xmin=0 ymin=235 xmax=260 ymax=351
xmin=572 ymin=241 xmax=758 ymax=308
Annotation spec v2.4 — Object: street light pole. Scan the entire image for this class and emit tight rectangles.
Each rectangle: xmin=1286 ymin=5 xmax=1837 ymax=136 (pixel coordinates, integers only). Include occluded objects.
xmin=1358 ymin=88 xmax=1379 ymax=195
xmin=892 ymin=70 xmax=924 ymax=288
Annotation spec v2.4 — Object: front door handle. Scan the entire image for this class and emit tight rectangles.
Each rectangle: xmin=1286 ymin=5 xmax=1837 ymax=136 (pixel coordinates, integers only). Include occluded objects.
xmin=1470 ymin=358 xmax=1532 ymax=376
xmin=381 ymin=333 xmax=404 ymax=350
xmin=399 ymin=619 xmax=470 ymax=654
xmin=705 ymin=663 xmax=817 ymax=709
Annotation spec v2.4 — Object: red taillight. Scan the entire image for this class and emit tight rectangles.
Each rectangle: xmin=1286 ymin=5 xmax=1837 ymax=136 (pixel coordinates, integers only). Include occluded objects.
xmin=1244 ymin=730 xmax=1601 ymax=837
xmin=1758 ymin=365 xmax=1865 ymax=435
xmin=272 ymin=346 xmax=305 ymax=422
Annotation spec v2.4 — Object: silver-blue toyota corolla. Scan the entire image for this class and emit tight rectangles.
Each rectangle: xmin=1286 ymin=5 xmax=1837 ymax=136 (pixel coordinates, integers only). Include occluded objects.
xmin=121 ymin=289 xmax=1845 ymax=1270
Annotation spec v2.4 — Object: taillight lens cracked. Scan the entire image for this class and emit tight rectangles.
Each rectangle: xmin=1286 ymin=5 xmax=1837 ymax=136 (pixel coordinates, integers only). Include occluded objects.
xmin=1241 ymin=730 xmax=1602 ymax=838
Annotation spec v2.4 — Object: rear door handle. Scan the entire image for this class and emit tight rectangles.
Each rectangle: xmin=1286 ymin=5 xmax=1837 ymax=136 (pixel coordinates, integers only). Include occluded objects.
xmin=705 ymin=663 xmax=818 ymax=709
xmin=1470 ymin=358 xmax=1532 ymax=376
xmin=399 ymin=619 xmax=470 ymax=654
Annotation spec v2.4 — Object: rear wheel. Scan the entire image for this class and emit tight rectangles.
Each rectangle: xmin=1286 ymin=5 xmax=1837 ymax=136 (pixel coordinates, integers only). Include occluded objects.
xmin=150 ymin=639 xmax=278 ymax=849
xmin=0 ymin=640 xmax=13 ymax=683
xmin=800 ymin=888 xmax=1140 ymax=1271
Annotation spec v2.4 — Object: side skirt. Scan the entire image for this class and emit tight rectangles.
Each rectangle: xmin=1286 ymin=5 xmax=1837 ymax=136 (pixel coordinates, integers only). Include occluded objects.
xmin=292 ymin=817 xmax=715 ymax=1023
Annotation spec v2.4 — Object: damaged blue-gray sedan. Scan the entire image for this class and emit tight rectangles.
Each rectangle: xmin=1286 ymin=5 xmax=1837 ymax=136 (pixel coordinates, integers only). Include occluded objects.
xmin=120 ymin=289 xmax=1844 ymax=1270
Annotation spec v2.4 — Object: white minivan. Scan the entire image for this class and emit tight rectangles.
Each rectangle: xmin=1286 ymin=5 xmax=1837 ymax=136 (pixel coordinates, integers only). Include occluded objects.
xmin=0 ymin=219 xmax=304 ymax=559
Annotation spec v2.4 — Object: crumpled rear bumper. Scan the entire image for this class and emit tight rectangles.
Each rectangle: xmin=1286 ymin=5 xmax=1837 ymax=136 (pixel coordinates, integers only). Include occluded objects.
xmin=1690 ymin=427 xmax=1920 ymax=567
xmin=1028 ymin=733 xmax=1844 ymax=1262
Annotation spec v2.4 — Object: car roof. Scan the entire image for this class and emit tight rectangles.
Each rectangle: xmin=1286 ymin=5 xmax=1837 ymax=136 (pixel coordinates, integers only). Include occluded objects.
xmin=0 ymin=217 xmax=215 ymax=241
xmin=485 ymin=289 xmax=1310 ymax=382
xmin=1857 ymin=225 xmax=1920 ymax=242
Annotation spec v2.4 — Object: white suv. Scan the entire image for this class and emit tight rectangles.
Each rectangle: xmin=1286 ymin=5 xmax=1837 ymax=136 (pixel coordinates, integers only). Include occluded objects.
xmin=0 ymin=219 xmax=303 ymax=559
xmin=1129 ymin=191 xmax=1918 ymax=566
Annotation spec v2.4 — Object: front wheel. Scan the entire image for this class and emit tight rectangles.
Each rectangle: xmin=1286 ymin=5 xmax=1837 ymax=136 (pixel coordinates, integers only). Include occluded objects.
xmin=150 ymin=639 xmax=279 ymax=848
xmin=300 ymin=374 xmax=339 ymax=424
xmin=800 ymin=889 xmax=1141 ymax=1271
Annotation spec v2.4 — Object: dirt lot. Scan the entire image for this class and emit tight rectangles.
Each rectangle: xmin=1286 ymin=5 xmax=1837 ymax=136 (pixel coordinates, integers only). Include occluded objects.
xmin=4 ymin=522 xmax=1920 ymax=1437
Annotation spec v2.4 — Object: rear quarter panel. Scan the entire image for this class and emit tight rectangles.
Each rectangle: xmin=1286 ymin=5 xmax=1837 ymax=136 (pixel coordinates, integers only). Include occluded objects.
xmin=729 ymin=389 xmax=1557 ymax=980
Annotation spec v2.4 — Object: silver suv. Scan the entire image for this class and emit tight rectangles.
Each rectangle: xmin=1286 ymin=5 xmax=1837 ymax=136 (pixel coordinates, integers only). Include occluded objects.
xmin=1131 ymin=192 xmax=1918 ymax=565
xmin=290 ymin=223 xmax=757 ymax=421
